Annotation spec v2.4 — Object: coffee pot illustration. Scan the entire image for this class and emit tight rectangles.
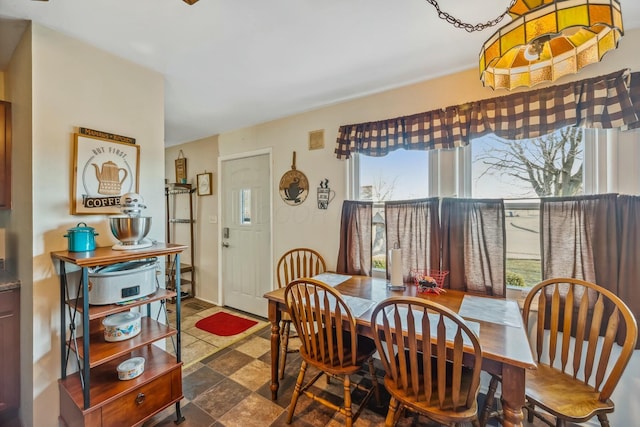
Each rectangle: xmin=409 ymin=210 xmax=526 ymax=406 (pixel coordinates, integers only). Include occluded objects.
xmin=92 ymin=161 xmax=128 ymax=195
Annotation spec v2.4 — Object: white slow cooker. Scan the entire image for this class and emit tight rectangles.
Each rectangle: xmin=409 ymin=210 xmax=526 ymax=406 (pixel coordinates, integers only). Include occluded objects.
xmin=88 ymin=258 xmax=158 ymax=305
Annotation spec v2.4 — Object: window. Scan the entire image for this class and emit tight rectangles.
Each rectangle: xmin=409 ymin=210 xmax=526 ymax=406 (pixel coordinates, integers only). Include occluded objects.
xmin=470 ymin=127 xmax=585 ymax=288
xmin=353 ymin=150 xmax=430 ymax=271
xmin=352 ymin=128 xmax=629 ymax=281
xmin=240 ymin=188 xmax=251 ymax=224
xmin=355 ymin=149 xmax=430 ymax=201
xmin=471 ymin=127 xmax=584 ymax=199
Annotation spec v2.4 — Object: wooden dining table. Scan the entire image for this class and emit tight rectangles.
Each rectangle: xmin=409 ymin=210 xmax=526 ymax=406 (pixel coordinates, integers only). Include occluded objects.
xmin=264 ymin=274 xmax=537 ymax=427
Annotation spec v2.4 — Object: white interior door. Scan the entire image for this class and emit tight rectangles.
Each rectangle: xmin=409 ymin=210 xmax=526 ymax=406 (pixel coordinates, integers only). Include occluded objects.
xmin=220 ymin=153 xmax=271 ymax=317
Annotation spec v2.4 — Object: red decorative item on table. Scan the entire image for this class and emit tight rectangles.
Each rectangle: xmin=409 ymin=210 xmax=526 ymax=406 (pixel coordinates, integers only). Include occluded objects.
xmin=411 ymin=269 xmax=449 ymax=295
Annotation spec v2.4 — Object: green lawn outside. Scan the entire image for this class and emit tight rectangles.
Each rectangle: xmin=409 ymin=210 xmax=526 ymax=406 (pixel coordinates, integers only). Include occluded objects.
xmin=506 ymin=258 xmax=541 ymax=288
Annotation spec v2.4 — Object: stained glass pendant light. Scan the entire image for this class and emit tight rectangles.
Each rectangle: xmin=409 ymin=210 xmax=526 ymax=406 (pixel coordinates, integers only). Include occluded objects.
xmin=479 ymin=0 xmax=624 ymax=90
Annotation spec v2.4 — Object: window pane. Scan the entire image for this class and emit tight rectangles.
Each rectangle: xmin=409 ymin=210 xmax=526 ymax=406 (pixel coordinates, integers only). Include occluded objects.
xmin=358 ymin=150 xmax=429 ymax=272
xmin=372 ymin=205 xmax=386 ymax=270
xmin=358 ymin=149 xmax=429 ymax=201
xmin=471 ymin=127 xmax=583 ymax=288
xmin=472 ymin=127 xmax=584 ymax=198
xmin=505 ymin=205 xmax=541 ymax=288
xmin=240 ymin=189 xmax=251 ymax=224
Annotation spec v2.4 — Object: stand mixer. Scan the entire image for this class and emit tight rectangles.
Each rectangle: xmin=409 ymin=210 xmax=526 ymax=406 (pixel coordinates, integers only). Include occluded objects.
xmin=110 ymin=193 xmax=153 ymax=250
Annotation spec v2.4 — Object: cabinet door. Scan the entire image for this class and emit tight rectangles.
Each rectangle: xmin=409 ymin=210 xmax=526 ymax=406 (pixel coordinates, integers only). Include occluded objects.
xmin=0 ymin=289 xmax=19 ymax=413
xmin=0 ymin=101 xmax=11 ymax=210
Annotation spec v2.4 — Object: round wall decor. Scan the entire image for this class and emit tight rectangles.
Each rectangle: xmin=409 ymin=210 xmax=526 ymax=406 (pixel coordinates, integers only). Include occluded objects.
xmin=279 ymin=151 xmax=309 ymax=206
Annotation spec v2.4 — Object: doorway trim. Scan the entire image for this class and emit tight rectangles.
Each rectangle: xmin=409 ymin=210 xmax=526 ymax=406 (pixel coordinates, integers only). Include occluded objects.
xmin=217 ymin=148 xmax=273 ymax=308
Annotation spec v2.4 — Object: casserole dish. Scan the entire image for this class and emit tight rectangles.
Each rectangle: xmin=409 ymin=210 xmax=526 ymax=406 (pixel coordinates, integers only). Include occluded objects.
xmin=117 ymin=356 xmax=145 ymax=380
xmin=102 ymin=311 xmax=142 ymax=342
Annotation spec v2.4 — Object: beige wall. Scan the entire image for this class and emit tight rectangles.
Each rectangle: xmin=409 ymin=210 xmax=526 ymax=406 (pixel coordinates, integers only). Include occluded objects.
xmin=165 ymin=136 xmax=219 ymax=302
xmin=6 ymin=23 xmax=165 ymax=427
xmin=6 ymin=25 xmax=33 ymax=426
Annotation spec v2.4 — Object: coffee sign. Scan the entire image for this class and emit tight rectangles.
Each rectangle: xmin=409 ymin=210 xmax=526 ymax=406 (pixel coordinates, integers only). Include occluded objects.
xmin=72 ymin=133 xmax=140 ymax=215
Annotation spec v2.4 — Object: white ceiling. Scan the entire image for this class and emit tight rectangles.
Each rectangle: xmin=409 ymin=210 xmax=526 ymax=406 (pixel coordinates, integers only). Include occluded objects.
xmin=1 ymin=0 xmax=639 ymax=146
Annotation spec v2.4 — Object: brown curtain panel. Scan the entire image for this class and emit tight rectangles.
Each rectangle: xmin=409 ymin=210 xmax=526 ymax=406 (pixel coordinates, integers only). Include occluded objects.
xmin=616 ymin=195 xmax=640 ymax=348
xmin=335 ymin=69 xmax=640 ymax=159
xmin=540 ymin=194 xmax=621 ymax=342
xmin=540 ymin=194 xmax=618 ymax=290
xmin=336 ymin=200 xmax=372 ymax=276
xmin=384 ymin=198 xmax=441 ymax=282
xmin=441 ymin=198 xmax=506 ymax=297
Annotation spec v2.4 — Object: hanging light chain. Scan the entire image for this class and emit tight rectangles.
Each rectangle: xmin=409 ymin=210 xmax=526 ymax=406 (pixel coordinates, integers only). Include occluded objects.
xmin=424 ymin=0 xmax=518 ymax=32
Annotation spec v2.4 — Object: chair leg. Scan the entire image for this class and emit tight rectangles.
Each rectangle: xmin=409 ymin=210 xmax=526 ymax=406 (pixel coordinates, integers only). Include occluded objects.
xmin=385 ymin=397 xmax=400 ymax=426
xmin=556 ymin=419 xmax=566 ymax=427
xmin=279 ymin=320 xmax=291 ymax=380
xmin=597 ymin=414 xmax=610 ymax=427
xmin=367 ymin=357 xmax=382 ymax=406
xmin=343 ymin=374 xmax=353 ymax=427
xmin=526 ymin=401 xmax=535 ymax=423
xmin=479 ymin=374 xmax=500 ymax=427
xmin=286 ymin=360 xmax=307 ymax=424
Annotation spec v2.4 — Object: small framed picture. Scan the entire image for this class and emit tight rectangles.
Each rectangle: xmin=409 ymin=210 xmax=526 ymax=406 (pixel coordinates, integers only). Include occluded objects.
xmin=197 ymin=172 xmax=213 ymax=196
xmin=175 ymin=150 xmax=187 ymax=183
xmin=308 ymin=129 xmax=324 ymax=150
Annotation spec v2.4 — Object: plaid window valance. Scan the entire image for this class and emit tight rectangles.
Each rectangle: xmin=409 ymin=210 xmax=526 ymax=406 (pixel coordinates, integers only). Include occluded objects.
xmin=335 ymin=69 xmax=640 ymax=159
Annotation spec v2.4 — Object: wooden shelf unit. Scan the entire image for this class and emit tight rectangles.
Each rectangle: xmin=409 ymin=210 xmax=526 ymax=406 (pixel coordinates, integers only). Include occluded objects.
xmin=51 ymin=243 xmax=188 ymax=427
xmin=165 ymin=183 xmax=195 ymax=299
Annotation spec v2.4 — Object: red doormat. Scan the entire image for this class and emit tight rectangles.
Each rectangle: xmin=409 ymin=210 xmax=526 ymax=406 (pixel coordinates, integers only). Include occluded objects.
xmin=195 ymin=311 xmax=259 ymax=336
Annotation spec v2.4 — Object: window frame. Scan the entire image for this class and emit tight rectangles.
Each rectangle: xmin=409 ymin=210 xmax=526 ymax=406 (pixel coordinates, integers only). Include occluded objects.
xmin=349 ymin=128 xmax=638 ymax=284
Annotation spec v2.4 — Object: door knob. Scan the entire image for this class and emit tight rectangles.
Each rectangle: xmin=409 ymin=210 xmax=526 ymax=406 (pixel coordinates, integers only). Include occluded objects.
xmin=222 ymin=242 xmax=230 ymax=248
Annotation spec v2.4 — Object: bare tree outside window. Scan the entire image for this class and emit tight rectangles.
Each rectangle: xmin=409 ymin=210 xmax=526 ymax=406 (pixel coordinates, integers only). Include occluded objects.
xmin=474 ymin=127 xmax=583 ymax=198
xmin=472 ymin=127 xmax=584 ymax=287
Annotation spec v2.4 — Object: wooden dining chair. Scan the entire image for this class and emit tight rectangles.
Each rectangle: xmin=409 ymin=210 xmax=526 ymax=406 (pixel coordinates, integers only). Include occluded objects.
xmin=276 ymin=248 xmax=326 ymax=379
xmin=370 ymin=296 xmax=483 ymax=427
xmin=481 ymin=278 xmax=638 ymax=427
xmin=283 ymin=278 xmax=381 ymax=427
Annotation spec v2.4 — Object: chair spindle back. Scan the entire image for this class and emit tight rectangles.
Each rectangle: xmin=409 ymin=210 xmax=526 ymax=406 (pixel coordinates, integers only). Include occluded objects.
xmin=284 ymin=278 xmax=359 ymax=368
xmin=522 ymin=278 xmax=637 ymax=401
xmin=277 ymin=248 xmax=326 ymax=288
xmin=371 ymin=297 xmax=483 ymax=411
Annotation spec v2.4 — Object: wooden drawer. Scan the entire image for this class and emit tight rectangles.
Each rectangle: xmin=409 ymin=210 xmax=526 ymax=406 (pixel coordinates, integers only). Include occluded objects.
xmin=0 ymin=288 xmax=19 ymax=418
xmin=101 ymin=373 xmax=173 ymax=427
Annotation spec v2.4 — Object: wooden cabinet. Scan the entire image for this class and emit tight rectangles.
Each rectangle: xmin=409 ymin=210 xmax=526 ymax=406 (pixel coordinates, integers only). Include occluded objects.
xmin=165 ymin=184 xmax=195 ymax=299
xmin=0 ymin=286 xmax=20 ymax=424
xmin=0 ymin=101 xmax=11 ymax=210
xmin=51 ymin=244 xmax=188 ymax=427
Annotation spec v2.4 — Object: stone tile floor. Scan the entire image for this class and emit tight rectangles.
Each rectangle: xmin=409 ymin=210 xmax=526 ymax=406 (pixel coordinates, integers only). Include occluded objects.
xmin=143 ymin=299 xmax=575 ymax=427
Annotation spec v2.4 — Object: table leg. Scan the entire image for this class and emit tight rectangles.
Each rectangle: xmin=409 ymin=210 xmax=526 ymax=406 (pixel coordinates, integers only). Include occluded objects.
xmin=500 ymin=364 xmax=526 ymax=427
xmin=269 ymin=300 xmax=282 ymax=401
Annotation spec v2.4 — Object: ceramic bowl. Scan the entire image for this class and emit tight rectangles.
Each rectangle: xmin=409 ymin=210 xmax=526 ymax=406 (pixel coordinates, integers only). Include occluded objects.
xmin=116 ymin=356 xmax=145 ymax=380
xmin=102 ymin=311 xmax=142 ymax=342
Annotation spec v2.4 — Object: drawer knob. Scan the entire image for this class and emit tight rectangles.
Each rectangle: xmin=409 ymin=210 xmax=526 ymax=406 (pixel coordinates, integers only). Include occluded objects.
xmin=135 ymin=392 xmax=146 ymax=405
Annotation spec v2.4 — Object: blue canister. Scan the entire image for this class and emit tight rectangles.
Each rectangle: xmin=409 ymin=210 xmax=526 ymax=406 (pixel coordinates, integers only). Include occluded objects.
xmin=64 ymin=222 xmax=99 ymax=252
